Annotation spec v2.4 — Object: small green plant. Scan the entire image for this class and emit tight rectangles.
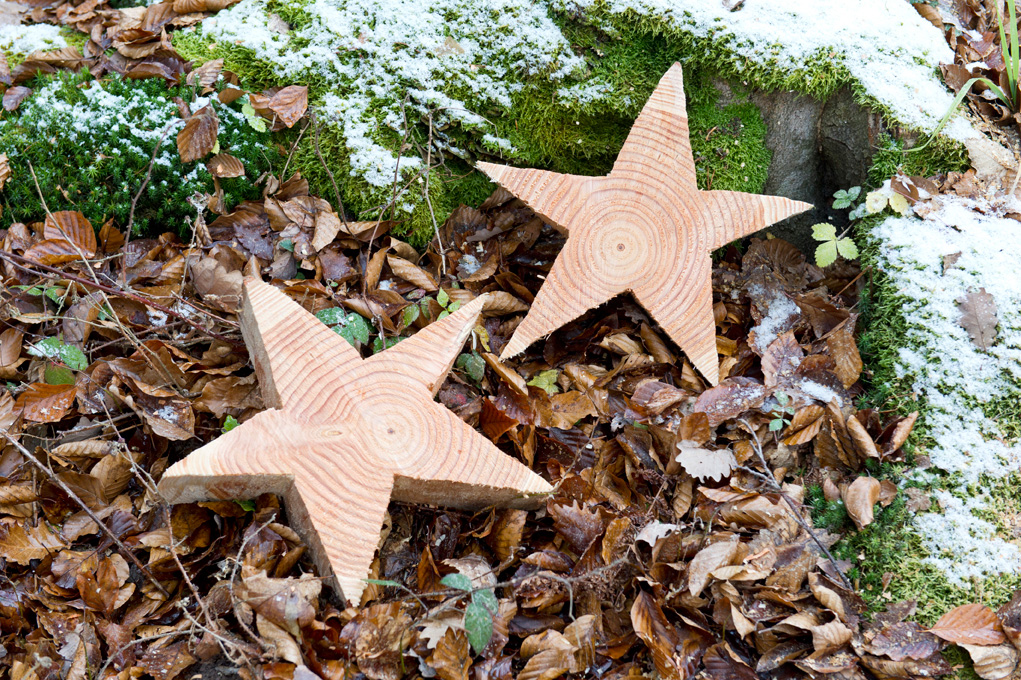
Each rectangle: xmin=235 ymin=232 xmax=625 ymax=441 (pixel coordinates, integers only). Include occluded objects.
xmin=831 ymin=186 xmax=861 ymax=210
xmin=315 ymin=307 xmax=371 ymax=347
xmin=222 ymin=415 xmax=240 ymax=433
xmin=811 ymin=223 xmax=859 ymax=267
xmin=768 ymin=390 xmax=796 ymax=432
xmin=28 ymin=337 xmax=88 ymax=371
xmin=456 ymin=351 xmax=486 ymax=382
xmin=527 ymin=369 xmax=560 ymax=395
xmin=441 ymin=573 xmax=498 ymax=654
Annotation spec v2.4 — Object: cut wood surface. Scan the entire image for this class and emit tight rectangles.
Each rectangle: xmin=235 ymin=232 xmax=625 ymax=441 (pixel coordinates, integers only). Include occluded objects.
xmin=478 ymin=62 xmax=811 ymax=385
xmin=157 ymin=278 xmax=552 ymax=604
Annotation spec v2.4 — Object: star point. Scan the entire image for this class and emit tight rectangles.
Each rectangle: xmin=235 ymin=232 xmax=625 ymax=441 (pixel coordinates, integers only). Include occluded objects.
xmin=158 ymin=279 xmax=551 ymax=604
xmin=479 ymin=63 xmax=812 ymax=385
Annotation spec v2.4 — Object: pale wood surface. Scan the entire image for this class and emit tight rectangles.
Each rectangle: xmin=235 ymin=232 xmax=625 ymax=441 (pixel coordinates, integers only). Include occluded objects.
xmin=478 ymin=63 xmax=812 ymax=385
xmin=158 ymin=278 xmax=552 ymax=604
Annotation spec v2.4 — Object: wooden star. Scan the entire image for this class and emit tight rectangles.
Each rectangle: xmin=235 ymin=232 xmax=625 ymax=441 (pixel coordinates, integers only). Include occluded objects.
xmin=158 ymin=279 xmax=551 ymax=604
xmin=478 ymin=63 xmax=812 ymax=385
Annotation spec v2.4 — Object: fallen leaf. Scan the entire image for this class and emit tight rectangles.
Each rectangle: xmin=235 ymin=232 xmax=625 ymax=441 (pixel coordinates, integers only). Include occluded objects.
xmin=929 ymin=604 xmax=1006 ymax=646
xmin=177 ymin=105 xmax=218 ymax=163
xmin=958 ymin=288 xmax=998 ymax=350
xmin=842 ymin=476 xmax=881 ymax=529
xmin=675 ymin=444 xmax=736 ymax=483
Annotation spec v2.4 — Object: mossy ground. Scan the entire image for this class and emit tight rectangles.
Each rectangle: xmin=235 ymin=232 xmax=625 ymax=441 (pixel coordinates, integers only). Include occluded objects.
xmin=827 ymin=193 xmax=1021 ymax=680
xmin=170 ymin=12 xmax=793 ymax=246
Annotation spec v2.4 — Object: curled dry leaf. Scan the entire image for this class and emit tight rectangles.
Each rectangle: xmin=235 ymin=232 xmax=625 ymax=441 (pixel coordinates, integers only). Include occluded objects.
xmin=206 ymin=153 xmax=244 ymax=178
xmin=826 ymin=317 xmax=863 ymax=387
xmin=185 ymin=57 xmax=223 ymax=88
xmin=961 ymin=643 xmax=1020 ymax=680
xmin=0 ymin=152 xmax=9 ymax=191
xmin=387 ymin=255 xmax=438 ymax=291
xmin=177 ymin=105 xmax=218 ymax=163
xmin=929 ymin=603 xmax=1006 ymax=646
xmin=190 ymin=256 xmax=243 ymax=312
xmin=810 ymin=619 xmax=853 ymax=654
xmin=630 ymin=591 xmax=706 ymax=680
xmin=842 ymin=476 xmax=881 ymax=530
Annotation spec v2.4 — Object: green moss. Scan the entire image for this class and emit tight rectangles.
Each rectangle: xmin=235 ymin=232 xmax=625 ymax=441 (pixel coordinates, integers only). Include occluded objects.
xmin=867 ymin=133 xmax=970 ymax=187
xmin=59 ymin=27 xmax=89 ymax=53
xmin=0 ymin=70 xmax=276 ymax=235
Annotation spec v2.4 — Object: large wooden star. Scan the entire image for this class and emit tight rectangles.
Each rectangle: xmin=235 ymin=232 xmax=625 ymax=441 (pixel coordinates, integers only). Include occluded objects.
xmin=158 ymin=279 xmax=551 ymax=604
xmin=478 ymin=63 xmax=812 ymax=385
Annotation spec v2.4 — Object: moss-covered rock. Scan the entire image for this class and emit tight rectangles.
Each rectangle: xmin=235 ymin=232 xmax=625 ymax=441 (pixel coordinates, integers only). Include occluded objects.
xmin=170 ymin=0 xmax=964 ymax=246
xmin=854 ymin=193 xmax=1021 ymax=603
xmin=0 ymin=72 xmax=276 ymax=234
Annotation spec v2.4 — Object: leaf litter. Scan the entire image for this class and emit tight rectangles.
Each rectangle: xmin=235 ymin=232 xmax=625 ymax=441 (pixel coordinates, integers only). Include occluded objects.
xmin=0 ymin=21 xmax=1016 ymax=676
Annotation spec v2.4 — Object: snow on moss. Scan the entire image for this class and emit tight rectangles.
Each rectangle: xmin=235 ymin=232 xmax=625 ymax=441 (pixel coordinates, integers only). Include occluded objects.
xmin=194 ymin=0 xmax=583 ymax=204
xmin=873 ymin=194 xmax=1021 ymax=585
xmin=0 ymin=24 xmax=67 ymax=55
xmin=550 ymin=0 xmax=976 ymax=140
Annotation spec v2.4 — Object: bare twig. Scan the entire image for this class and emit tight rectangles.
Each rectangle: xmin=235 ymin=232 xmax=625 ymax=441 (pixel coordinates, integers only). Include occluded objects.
xmin=0 ymin=250 xmax=244 ymax=348
xmin=738 ymin=419 xmax=854 ymax=590
xmin=309 ymin=109 xmax=349 ymax=232
xmin=126 ymin=120 xmax=181 ymax=244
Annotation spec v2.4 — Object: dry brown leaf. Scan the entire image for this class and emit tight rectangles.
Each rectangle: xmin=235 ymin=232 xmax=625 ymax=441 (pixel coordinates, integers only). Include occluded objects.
xmin=177 ymin=105 xmax=218 ymax=162
xmin=961 ymin=643 xmax=1019 ymax=680
xmin=826 ymin=317 xmax=863 ymax=387
xmin=761 ymin=331 xmax=803 ymax=388
xmin=427 ymin=628 xmax=472 ymax=680
xmin=16 ymin=382 xmax=77 ymax=422
xmin=883 ymin=411 xmax=918 ymax=456
xmin=929 ymin=604 xmax=1006 ymax=646
xmin=3 ymin=85 xmax=31 ymax=111
xmin=842 ymin=476 xmax=880 ymax=529
xmin=688 ymin=539 xmax=740 ymax=597
xmin=958 ymin=288 xmax=998 ymax=350
xmin=631 ymin=591 xmax=706 ymax=680
xmin=43 ymin=210 xmax=97 ymax=258
xmin=206 ymin=152 xmax=244 ymax=178
xmin=186 ymin=58 xmax=223 ymax=88
xmin=845 ymin=415 xmax=878 ymax=460
xmin=482 ymin=291 xmax=528 ymax=315
xmin=266 ymin=85 xmax=308 ymax=128
xmin=0 ymin=519 xmax=65 ymax=564
xmin=387 ymin=255 xmax=438 ymax=291
xmin=783 ymin=404 xmax=824 ymax=446
xmin=0 ymin=328 xmax=22 ymax=367
xmin=548 ymin=390 xmax=596 ymax=429
xmin=190 ymin=256 xmax=243 ymax=312
xmin=810 ymin=620 xmax=852 ymax=654
xmin=0 ymin=152 xmax=10 ymax=190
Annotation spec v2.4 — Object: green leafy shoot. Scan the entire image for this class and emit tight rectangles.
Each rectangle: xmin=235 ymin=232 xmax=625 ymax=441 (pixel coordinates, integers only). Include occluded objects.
xmin=402 ymin=303 xmax=420 ymax=327
xmin=832 ymin=186 xmax=861 ymax=210
xmin=44 ymin=365 xmax=76 ymax=385
xmin=372 ymin=336 xmax=401 ymax=353
xmin=812 ymin=223 xmax=859 ymax=268
xmin=769 ymin=390 xmax=797 ymax=432
xmin=456 ymin=352 xmax=486 ymax=382
xmin=223 ymin=415 xmax=240 ymax=433
xmin=28 ymin=337 xmax=88 ymax=371
xmin=440 ymin=573 xmax=498 ymax=654
xmin=234 ymin=499 xmax=256 ymax=512
xmin=527 ymin=369 xmax=560 ymax=395
xmin=315 ymin=308 xmax=371 ymax=347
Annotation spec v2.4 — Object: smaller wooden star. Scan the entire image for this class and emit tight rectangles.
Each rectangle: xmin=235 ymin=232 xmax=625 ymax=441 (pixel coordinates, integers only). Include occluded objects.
xmin=478 ymin=63 xmax=812 ymax=385
xmin=158 ymin=279 xmax=551 ymax=604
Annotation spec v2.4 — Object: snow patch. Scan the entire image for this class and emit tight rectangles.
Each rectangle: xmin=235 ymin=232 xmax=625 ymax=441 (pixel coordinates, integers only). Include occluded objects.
xmin=550 ymin=0 xmax=977 ymax=140
xmin=874 ymin=194 xmax=1021 ymax=585
xmin=0 ymin=24 xmax=67 ymax=55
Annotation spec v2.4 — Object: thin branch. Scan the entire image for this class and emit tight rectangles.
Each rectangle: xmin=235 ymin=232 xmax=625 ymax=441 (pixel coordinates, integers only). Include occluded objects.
xmin=126 ymin=120 xmax=181 ymax=244
xmin=0 ymin=250 xmax=244 ymax=348
xmin=738 ymin=418 xmax=854 ymax=590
